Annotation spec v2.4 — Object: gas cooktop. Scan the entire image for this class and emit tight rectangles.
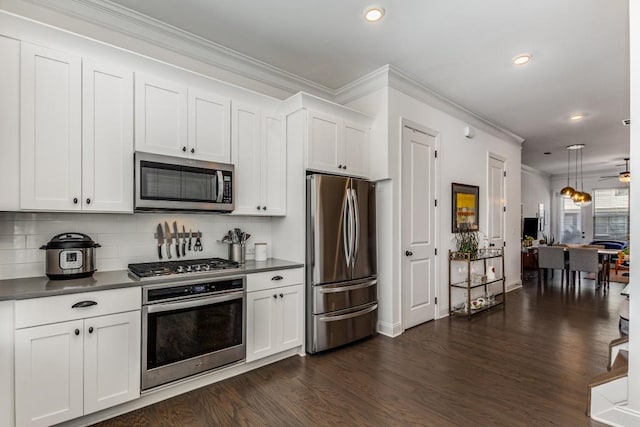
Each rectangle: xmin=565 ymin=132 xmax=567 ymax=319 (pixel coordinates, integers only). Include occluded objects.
xmin=128 ymin=257 xmax=240 ymax=280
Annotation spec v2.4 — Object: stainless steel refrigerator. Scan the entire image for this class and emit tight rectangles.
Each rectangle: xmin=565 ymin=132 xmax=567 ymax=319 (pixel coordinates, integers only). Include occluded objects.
xmin=306 ymin=174 xmax=377 ymax=354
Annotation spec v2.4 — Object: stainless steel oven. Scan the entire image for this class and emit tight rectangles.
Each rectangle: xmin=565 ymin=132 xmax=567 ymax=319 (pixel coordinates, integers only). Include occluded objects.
xmin=141 ymin=276 xmax=245 ymax=391
xmin=135 ymin=151 xmax=234 ymax=212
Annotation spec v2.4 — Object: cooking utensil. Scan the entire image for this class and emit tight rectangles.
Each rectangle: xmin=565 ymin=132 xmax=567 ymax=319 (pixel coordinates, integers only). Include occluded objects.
xmin=182 ymin=225 xmax=187 ymax=256
xmin=188 ymin=229 xmax=193 ymax=251
xmin=40 ymin=233 xmax=101 ymax=280
xmin=156 ymin=223 xmax=164 ymax=259
xmin=164 ymin=222 xmax=172 ymax=259
xmin=194 ymin=230 xmax=203 ymax=251
xmin=173 ymin=221 xmax=180 ymax=258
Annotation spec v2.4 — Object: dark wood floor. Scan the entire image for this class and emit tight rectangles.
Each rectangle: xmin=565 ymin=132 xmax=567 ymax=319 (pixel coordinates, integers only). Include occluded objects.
xmin=95 ymin=273 xmax=625 ymax=427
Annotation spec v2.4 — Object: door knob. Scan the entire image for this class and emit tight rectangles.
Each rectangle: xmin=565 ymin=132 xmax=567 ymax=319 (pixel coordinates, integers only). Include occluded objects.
xmin=405 ymin=250 xmax=413 ymax=257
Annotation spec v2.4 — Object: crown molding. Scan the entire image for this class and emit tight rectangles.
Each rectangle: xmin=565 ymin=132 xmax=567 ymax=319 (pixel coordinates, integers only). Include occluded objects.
xmin=19 ymin=0 xmax=335 ymax=99
xmin=335 ymin=64 xmax=526 ymax=147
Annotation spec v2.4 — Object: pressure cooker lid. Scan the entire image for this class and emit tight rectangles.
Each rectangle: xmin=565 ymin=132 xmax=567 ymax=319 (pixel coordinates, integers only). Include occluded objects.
xmin=40 ymin=232 xmax=101 ymax=249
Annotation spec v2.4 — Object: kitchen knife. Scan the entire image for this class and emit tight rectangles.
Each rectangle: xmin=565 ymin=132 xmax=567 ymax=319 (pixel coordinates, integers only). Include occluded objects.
xmin=188 ymin=229 xmax=193 ymax=251
xmin=156 ymin=223 xmax=164 ymax=259
xmin=173 ymin=221 xmax=180 ymax=258
xmin=164 ymin=221 xmax=172 ymax=259
xmin=182 ymin=225 xmax=187 ymax=256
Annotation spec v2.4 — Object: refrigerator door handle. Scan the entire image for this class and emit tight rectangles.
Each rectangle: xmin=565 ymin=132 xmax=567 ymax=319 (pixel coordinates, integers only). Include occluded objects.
xmin=343 ymin=190 xmax=352 ymax=268
xmin=351 ymin=188 xmax=360 ymax=265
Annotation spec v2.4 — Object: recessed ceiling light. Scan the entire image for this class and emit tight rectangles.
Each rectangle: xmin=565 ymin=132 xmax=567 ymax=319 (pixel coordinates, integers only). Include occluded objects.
xmin=364 ymin=7 xmax=385 ymax=22
xmin=513 ymin=54 xmax=532 ymax=66
xmin=569 ymin=113 xmax=584 ymax=121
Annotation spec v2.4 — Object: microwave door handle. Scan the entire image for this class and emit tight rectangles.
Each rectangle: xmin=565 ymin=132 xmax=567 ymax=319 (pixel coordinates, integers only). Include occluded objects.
xmin=216 ymin=171 xmax=224 ymax=203
xmin=351 ymin=189 xmax=359 ymax=266
xmin=343 ymin=190 xmax=351 ymax=268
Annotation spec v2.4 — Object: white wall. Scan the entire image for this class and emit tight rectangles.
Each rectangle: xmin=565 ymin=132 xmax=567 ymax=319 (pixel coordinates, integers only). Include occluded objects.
xmin=626 ymin=0 xmax=640 ymax=412
xmin=0 ymin=212 xmax=272 ymax=280
xmin=521 ymin=165 xmax=551 ymax=241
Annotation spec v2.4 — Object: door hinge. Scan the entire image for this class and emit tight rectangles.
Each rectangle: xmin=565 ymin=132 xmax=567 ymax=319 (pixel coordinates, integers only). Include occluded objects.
xmin=435 ymin=297 xmax=438 ymax=305
xmin=435 ymin=248 xmax=438 ymax=256
xmin=503 ymin=241 xmax=506 ymax=247
xmin=435 ymin=150 xmax=438 ymax=158
xmin=503 ymin=206 xmax=506 ymax=212
xmin=503 ymin=171 xmax=507 ymax=177
xmin=435 ymin=199 xmax=438 ymax=207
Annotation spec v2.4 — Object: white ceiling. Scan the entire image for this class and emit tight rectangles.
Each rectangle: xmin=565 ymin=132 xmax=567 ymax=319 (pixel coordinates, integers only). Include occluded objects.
xmin=110 ymin=0 xmax=630 ymax=176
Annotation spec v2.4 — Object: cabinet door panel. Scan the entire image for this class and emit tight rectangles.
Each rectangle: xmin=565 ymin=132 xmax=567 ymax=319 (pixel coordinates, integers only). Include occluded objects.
xmin=189 ymin=89 xmax=231 ymax=163
xmin=84 ymin=311 xmax=140 ymax=414
xmin=279 ymin=285 xmax=304 ymax=350
xmin=82 ymin=61 xmax=133 ymax=212
xmin=261 ymin=115 xmax=286 ymax=215
xmin=246 ymin=289 xmax=277 ymax=362
xmin=135 ymin=74 xmax=187 ymax=155
xmin=15 ymin=320 xmax=84 ymax=427
xmin=307 ymin=111 xmax=341 ymax=174
xmin=20 ymin=43 xmax=82 ymax=211
xmin=231 ymin=104 xmax=261 ymax=215
xmin=0 ymin=36 xmax=20 ymax=210
xmin=343 ymin=122 xmax=369 ymax=178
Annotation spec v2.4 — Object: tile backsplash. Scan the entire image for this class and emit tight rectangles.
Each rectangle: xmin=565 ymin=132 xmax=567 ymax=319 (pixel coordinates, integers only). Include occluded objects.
xmin=0 ymin=212 xmax=272 ymax=280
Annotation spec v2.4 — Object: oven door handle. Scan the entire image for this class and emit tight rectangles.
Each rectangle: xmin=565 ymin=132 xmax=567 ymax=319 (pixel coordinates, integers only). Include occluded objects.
xmin=145 ymin=291 xmax=244 ymax=314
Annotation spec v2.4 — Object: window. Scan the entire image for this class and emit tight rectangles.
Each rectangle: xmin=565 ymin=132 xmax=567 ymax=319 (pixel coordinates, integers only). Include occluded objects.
xmin=593 ymin=188 xmax=629 ymax=240
xmin=559 ymin=196 xmax=582 ymax=243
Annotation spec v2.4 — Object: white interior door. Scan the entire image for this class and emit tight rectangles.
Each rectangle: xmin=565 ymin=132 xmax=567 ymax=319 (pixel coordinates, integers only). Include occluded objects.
xmin=488 ymin=155 xmax=506 ymax=279
xmin=402 ymin=124 xmax=437 ymax=329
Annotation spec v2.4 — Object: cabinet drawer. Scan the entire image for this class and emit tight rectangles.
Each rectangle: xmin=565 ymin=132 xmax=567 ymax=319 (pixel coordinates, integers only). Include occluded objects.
xmin=247 ymin=268 xmax=304 ymax=292
xmin=15 ymin=287 xmax=141 ymax=329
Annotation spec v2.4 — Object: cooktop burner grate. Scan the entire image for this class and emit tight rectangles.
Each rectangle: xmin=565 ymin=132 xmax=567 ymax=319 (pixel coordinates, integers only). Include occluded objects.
xmin=128 ymin=257 xmax=240 ymax=279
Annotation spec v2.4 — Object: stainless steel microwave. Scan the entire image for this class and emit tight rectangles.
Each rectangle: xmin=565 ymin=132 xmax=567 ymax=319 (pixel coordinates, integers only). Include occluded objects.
xmin=134 ymin=152 xmax=234 ymax=212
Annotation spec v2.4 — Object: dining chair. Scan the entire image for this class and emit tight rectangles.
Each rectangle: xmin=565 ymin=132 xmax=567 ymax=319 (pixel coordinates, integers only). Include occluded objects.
xmin=568 ymin=247 xmax=604 ymax=288
xmin=537 ymin=246 xmax=568 ymax=285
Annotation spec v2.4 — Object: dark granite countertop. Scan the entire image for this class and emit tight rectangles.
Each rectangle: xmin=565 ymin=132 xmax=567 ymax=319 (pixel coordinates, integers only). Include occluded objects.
xmin=0 ymin=258 xmax=304 ymax=301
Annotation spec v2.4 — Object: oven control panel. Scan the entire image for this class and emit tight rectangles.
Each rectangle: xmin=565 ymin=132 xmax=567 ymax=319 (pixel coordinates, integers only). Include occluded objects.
xmin=145 ymin=277 xmax=244 ymax=303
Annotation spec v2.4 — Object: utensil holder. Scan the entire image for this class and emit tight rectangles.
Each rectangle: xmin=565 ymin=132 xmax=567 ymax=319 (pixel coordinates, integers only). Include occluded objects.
xmin=229 ymin=243 xmax=246 ymax=264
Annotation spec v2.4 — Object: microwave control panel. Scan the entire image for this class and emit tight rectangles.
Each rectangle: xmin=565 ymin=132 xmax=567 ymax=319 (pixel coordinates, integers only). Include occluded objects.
xmin=222 ymin=172 xmax=232 ymax=203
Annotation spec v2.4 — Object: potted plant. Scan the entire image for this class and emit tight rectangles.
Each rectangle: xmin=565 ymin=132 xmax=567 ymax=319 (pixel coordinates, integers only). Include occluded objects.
xmin=454 ymin=225 xmax=479 ymax=259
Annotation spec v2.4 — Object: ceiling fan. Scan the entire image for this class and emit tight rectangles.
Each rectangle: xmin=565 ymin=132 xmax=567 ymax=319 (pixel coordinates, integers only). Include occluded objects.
xmin=599 ymin=158 xmax=631 ymax=182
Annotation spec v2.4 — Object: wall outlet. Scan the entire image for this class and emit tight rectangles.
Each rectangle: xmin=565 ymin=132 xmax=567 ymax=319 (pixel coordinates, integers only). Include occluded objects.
xmin=246 ymin=246 xmax=255 ymax=255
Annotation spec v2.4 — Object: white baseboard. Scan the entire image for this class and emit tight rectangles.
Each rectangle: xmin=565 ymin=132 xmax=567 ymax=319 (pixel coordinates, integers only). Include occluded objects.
xmin=377 ymin=320 xmax=402 ymax=337
xmin=592 ymin=402 xmax=640 ymax=427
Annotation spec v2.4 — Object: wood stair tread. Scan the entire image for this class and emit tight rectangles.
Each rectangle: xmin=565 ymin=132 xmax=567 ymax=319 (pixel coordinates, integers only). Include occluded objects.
xmin=609 ymin=336 xmax=629 ymax=348
xmin=589 ymin=365 xmax=628 ymax=388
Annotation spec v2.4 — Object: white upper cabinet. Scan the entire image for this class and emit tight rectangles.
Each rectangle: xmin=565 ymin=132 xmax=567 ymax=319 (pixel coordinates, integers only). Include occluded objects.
xmin=20 ymin=43 xmax=82 ymax=211
xmin=135 ymin=74 xmax=188 ymax=156
xmin=82 ymin=61 xmax=134 ymax=212
xmin=135 ymin=75 xmax=232 ymax=162
xmin=19 ymin=43 xmax=134 ymax=213
xmin=306 ymin=110 xmax=370 ymax=178
xmin=232 ymin=104 xmax=286 ymax=216
xmin=188 ymin=89 xmax=231 ymax=163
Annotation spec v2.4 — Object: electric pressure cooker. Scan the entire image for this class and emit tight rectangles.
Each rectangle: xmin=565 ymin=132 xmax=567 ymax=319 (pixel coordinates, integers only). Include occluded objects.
xmin=40 ymin=233 xmax=101 ymax=279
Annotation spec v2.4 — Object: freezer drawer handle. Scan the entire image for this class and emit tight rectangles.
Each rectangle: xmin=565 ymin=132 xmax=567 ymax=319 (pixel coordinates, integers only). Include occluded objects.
xmin=271 ymin=275 xmax=284 ymax=281
xmin=319 ymin=280 xmax=377 ymax=294
xmin=72 ymin=300 xmax=97 ymax=309
xmin=318 ymin=304 xmax=377 ymax=322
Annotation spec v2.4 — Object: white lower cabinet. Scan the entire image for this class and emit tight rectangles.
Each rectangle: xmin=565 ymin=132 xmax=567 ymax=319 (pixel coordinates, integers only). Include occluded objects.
xmin=246 ymin=269 xmax=304 ymax=362
xmin=14 ymin=289 xmax=140 ymax=427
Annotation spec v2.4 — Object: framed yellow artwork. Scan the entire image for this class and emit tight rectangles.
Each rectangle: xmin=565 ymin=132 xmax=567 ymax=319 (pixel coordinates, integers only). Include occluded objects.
xmin=452 ymin=183 xmax=479 ymax=232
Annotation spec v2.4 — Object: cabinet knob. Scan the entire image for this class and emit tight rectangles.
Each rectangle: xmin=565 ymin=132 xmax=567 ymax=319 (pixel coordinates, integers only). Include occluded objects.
xmin=405 ymin=250 xmax=413 ymax=257
xmin=279 ymin=293 xmax=284 ymax=298
xmin=273 ymin=294 xmax=277 ymax=299
xmin=86 ymin=198 xmax=91 ymax=205
xmin=256 ymin=206 xmax=261 ymax=210
xmin=343 ymin=165 xmax=347 ymax=170
xmin=73 ymin=197 xmax=78 ymax=204
xmin=338 ymin=164 xmax=343 ymax=168
xmin=263 ymin=206 xmax=267 ymax=210
xmin=190 ymin=148 xmax=195 ymax=154
xmin=74 ymin=329 xmax=80 ymax=336
xmin=88 ymin=326 xmax=94 ymax=334
xmin=182 ymin=146 xmax=187 ymax=152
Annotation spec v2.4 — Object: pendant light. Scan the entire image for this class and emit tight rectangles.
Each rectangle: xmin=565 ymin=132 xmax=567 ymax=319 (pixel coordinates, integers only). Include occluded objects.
xmin=577 ymin=147 xmax=592 ymax=206
xmin=560 ymin=147 xmax=575 ymax=198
